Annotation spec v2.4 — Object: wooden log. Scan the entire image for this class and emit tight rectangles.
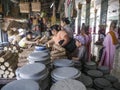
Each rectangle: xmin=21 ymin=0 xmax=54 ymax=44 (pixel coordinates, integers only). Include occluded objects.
xmin=0 ymin=65 xmax=6 ymax=70
xmin=0 ymin=51 xmax=5 ymax=57
xmin=4 ymin=54 xmax=18 ymax=67
xmin=4 ymin=47 xmax=8 ymax=51
xmin=8 ymin=72 xmax=15 ymax=78
xmin=0 ymin=74 xmax=2 ymax=78
xmin=5 ymin=70 xmax=10 ymax=75
xmin=0 ymin=51 xmax=13 ymax=63
xmin=8 ymin=63 xmax=18 ymax=72
xmin=17 ymin=61 xmax=28 ymax=67
xmin=50 ymin=50 xmax=62 ymax=55
xmin=3 ymin=74 xmax=8 ymax=79
xmin=51 ymin=51 xmax=66 ymax=57
xmin=18 ymin=59 xmax=27 ymax=63
xmin=0 ymin=70 xmax=4 ymax=74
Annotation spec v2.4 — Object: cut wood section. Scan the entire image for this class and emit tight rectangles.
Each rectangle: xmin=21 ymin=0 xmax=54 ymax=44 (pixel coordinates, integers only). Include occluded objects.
xmin=5 ymin=70 xmax=10 ymax=75
xmin=8 ymin=72 xmax=15 ymax=78
xmin=0 ymin=51 xmax=13 ymax=63
xmin=17 ymin=61 xmax=28 ymax=67
xmin=4 ymin=47 xmax=8 ymax=51
xmin=4 ymin=54 xmax=18 ymax=67
xmin=51 ymin=51 xmax=66 ymax=57
xmin=18 ymin=59 xmax=27 ymax=63
xmin=0 ymin=51 xmax=5 ymax=57
xmin=3 ymin=74 xmax=8 ymax=79
xmin=8 ymin=63 xmax=17 ymax=72
xmin=0 ymin=65 xmax=6 ymax=70
xmin=0 ymin=70 xmax=4 ymax=74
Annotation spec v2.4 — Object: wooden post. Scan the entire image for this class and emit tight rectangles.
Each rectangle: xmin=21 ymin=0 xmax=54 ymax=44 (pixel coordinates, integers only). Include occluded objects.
xmin=99 ymin=0 xmax=109 ymax=30
xmin=93 ymin=8 xmax=97 ymax=34
xmin=85 ymin=0 xmax=91 ymax=28
xmin=75 ymin=3 xmax=82 ymax=35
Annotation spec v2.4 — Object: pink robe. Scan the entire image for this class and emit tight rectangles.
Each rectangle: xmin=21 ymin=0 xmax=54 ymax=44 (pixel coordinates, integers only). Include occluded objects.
xmin=99 ymin=31 xmax=118 ymax=70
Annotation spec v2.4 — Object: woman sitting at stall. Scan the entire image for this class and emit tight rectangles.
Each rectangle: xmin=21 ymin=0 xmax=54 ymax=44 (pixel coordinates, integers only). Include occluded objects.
xmin=18 ymin=32 xmax=36 ymax=48
xmin=47 ymin=24 xmax=70 ymax=47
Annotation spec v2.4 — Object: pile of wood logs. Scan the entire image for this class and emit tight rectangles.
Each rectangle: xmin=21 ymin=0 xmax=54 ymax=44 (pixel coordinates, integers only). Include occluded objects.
xmin=18 ymin=48 xmax=34 ymax=67
xmin=4 ymin=45 xmax=22 ymax=53
xmin=50 ymin=44 xmax=67 ymax=61
xmin=0 ymin=51 xmax=19 ymax=79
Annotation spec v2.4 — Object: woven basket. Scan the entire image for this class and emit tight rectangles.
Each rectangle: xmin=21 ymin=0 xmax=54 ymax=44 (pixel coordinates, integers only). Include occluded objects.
xmin=19 ymin=2 xmax=30 ymax=13
xmin=31 ymin=2 xmax=41 ymax=12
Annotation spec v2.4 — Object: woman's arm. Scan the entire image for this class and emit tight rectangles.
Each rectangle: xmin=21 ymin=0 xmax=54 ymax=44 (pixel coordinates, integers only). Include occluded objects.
xmin=61 ymin=35 xmax=70 ymax=46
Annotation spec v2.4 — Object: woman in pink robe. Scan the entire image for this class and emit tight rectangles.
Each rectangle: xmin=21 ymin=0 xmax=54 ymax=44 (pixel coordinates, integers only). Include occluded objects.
xmin=99 ymin=21 xmax=119 ymax=71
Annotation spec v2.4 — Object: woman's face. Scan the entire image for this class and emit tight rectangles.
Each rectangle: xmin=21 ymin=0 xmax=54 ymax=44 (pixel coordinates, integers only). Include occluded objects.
xmin=61 ymin=21 xmax=65 ymax=27
xmin=51 ymin=29 xmax=57 ymax=35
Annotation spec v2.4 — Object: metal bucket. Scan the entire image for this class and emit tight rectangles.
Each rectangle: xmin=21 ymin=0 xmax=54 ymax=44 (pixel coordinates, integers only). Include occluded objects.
xmin=51 ymin=67 xmax=81 ymax=83
xmin=15 ymin=63 xmax=49 ymax=90
xmin=50 ymin=79 xmax=86 ymax=90
xmin=1 ymin=79 xmax=41 ymax=90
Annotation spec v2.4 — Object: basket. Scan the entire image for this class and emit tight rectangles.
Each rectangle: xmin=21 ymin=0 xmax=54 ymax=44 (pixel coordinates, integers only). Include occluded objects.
xmin=31 ymin=1 xmax=41 ymax=12
xmin=19 ymin=2 xmax=30 ymax=13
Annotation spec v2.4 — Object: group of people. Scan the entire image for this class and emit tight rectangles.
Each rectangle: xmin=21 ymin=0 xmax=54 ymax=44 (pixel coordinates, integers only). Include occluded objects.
xmin=7 ymin=16 xmax=119 ymax=71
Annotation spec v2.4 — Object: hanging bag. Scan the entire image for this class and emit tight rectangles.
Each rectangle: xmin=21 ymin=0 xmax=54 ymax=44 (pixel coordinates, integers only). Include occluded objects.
xmin=19 ymin=0 xmax=30 ymax=13
xmin=31 ymin=0 xmax=41 ymax=12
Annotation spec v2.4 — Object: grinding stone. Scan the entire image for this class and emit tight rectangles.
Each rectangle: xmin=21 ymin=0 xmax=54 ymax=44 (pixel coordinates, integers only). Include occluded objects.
xmin=51 ymin=67 xmax=81 ymax=81
xmin=53 ymin=59 xmax=74 ymax=68
xmin=28 ymin=52 xmax=49 ymax=61
xmin=84 ymin=61 xmax=97 ymax=70
xmin=113 ymin=82 xmax=120 ymax=90
xmin=79 ymin=74 xmax=93 ymax=87
xmin=103 ymin=87 xmax=117 ymax=90
xmin=1 ymin=80 xmax=40 ymax=90
xmin=35 ymin=45 xmax=46 ymax=51
xmin=50 ymin=79 xmax=86 ymax=90
xmin=87 ymin=88 xmax=96 ymax=90
xmin=97 ymin=66 xmax=110 ymax=74
xmin=74 ymin=61 xmax=82 ymax=70
xmin=16 ymin=63 xmax=47 ymax=79
xmin=104 ymin=75 xmax=118 ymax=83
xmin=87 ymin=70 xmax=103 ymax=78
xmin=94 ymin=78 xmax=112 ymax=89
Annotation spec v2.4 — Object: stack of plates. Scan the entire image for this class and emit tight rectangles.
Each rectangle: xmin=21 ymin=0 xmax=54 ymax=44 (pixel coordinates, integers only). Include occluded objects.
xmin=1 ymin=80 xmax=40 ymax=90
xmin=51 ymin=67 xmax=81 ymax=83
xmin=84 ymin=62 xmax=97 ymax=73
xmin=103 ymin=87 xmax=117 ymax=90
xmin=87 ymin=70 xmax=103 ymax=79
xmin=16 ymin=63 xmax=49 ymax=90
xmin=53 ymin=59 xmax=74 ymax=68
xmin=50 ymin=79 xmax=86 ymax=90
xmin=97 ymin=66 xmax=110 ymax=75
xmin=94 ymin=78 xmax=112 ymax=89
xmin=113 ymin=82 xmax=120 ymax=90
xmin=28 ymin=52 xmax=50 ymax=65
xmin=104 ymin=75 xmax=118 ymax=83
xmin=79 ymin=74 xmax=93 ymax=87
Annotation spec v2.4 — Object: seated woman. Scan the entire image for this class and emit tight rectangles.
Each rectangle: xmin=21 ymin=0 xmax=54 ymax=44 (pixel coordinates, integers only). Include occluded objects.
xmin=47 ymin=25 xmax=70 ymax=48
xmin=18 ymin=32 xmax=36 ymax=48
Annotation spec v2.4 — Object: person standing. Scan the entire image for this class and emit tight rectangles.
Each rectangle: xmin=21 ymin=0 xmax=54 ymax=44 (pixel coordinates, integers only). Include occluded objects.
xmin=99 ymin=21 xmax=119 ymax=71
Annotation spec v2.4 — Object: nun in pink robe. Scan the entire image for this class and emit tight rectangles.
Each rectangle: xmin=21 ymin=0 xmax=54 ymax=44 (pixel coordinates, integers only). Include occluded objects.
xmin=99 ymin=21 xmax=119 ymax=71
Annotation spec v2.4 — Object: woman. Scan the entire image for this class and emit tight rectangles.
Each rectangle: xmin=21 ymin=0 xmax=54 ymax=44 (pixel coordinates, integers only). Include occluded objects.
xmin=99 ymin=21 xmax=119 ymax=71
xmin=61 ymin=17 xmax=73 ymax=38
xmin=47 ymin=25 xmax=70 ymax=47
xmin=18 ymin=32 xmax=36 ymax=48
